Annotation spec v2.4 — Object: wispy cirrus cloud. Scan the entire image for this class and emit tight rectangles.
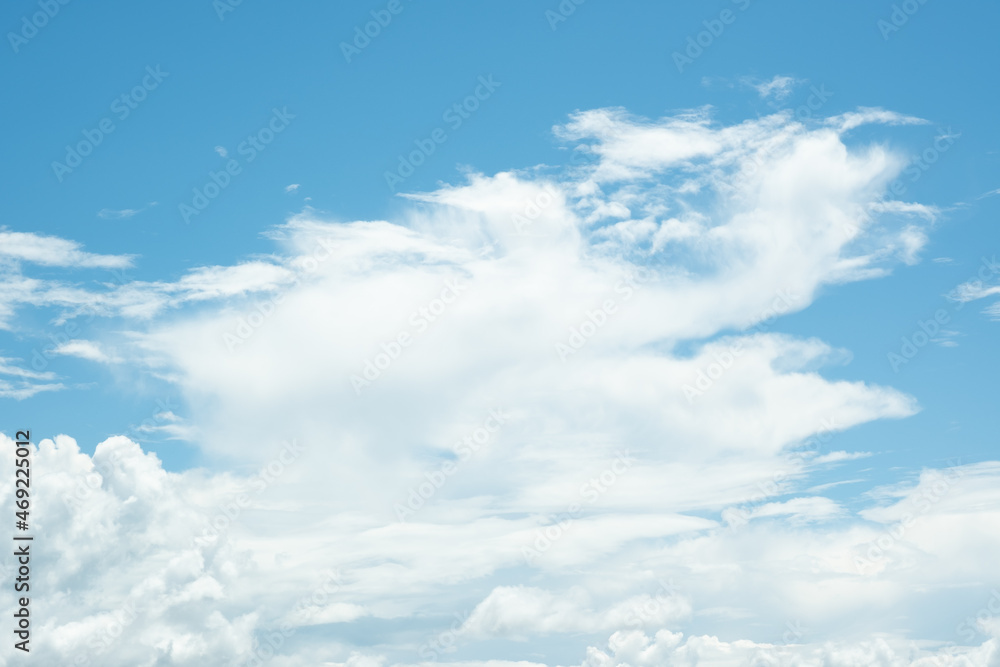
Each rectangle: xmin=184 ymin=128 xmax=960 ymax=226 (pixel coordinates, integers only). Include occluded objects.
xmin=0 ymin=356 xmax=63 ymax=399
xmin=0 ymin=231 xmax=134 ymax=268
xmin=54 ymin=340 xmax=122 ymax=364
xmin=97 ymin=202 xmax=157 ymax=220
xmin=743 ymin=74 xmax=800 ymax=101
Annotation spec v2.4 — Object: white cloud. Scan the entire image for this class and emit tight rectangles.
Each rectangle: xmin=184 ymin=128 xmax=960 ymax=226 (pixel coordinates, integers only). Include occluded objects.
xmin=951 ymin=283 xmax=1000 ymax=303
xmin=3 ymin=432 xmax=999 ymax=664
xmin=133 ymin=417 xmax=199 ymax=441
xmin=461 ymin=586 xmax=690 ymax=639
xmin=98 ymin=202 xmax=157 ymax=220
xmin=813 ymin=450 xmax=872 ymax=464
xmin=98 ymin=208 xmax=142 ymax=219
xmin=0 ymin=357 xmax=56 ymax=381
xmin=577 ymin=627 xmax=1000 ymax=667
xmin=0 ymin=231 xmax=134 ymax=268
xmin=827 ymin=107 xmax=929 ymax=133
xmin=948 ymin=267 xmax=1000 ymax=322
xmin=0 ymin=106 xmax=985 ymax=664
xmin=0 ymin=357 xmax=63 ymax=399
xmin=742 ymin=496 xmax=846 ymax=524
xmin=746 ymin=75 xmax=799 ymax=101
xmin=54 ymin=340 xmax=121 ymax=364
xmin=285 ymin=183 xmax=301 ymax=192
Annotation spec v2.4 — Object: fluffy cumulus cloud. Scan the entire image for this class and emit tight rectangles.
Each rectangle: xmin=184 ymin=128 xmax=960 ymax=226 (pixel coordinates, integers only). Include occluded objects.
xmin=2 ymin=107 xmax=998 ymax=665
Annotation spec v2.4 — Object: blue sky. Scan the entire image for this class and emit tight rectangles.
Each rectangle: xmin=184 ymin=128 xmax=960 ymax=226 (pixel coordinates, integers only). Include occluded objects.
xmin=2 ymin=1 xmax=1000 ymax=665
xmin=4 ymin=0 xmax=998 ymax=475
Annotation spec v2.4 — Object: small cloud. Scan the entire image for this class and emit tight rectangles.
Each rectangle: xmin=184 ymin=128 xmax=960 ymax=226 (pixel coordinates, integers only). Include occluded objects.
xmin=949 ymin=282 xmax=1000 ymax=304
xmin=807 ymin=478 xmax=866 ymax=493
xmin=98 ymin=202 xmax=157 ymax=220
xmin=0 ymin=358 xmax=57 ymax=381
xmin=827 ymin=108 xmax=929 ymax=133
xmin=700 ymin=76 xmax=737 ymax=91
xmin=869 ymin=201 xmax=939 ymax=221
xmin=932 ymin=330 xmax=961 ymax=347
xmin=743 ymin=75 xmax=799 ymax=102
xmin=983 ymin=302 xmax=1000 ymax=321
xmin=53 ymin=340 xmax=121 ymax=364
xmin=285 ymin=184 xmax=301 ymax=193
xmin=215 ymin=146 xmax=228 ymax=158
xmin=0 ymin=357 xmax=63 ymax=400
xmin=739 ymin=497 xmax=845 ymax=525
xmin=813 ymin=451 xmax=873 ymax=465
xmin=932 ymin=257 xmax=953 ymax=264
xmin=134 ymin=412 xmax=198 ymax=441
xmin=936 ymin=128 xmax=961 ymax=144
xmin=0 ymin=381 xmax=64 ymax=400
xmin=0 ymin=231 xmax=133 ymax=269
xmin=977 ymin=188 xmax=1000 ymax=200
xmin=98 ymin=208 xmax=141 ymax=220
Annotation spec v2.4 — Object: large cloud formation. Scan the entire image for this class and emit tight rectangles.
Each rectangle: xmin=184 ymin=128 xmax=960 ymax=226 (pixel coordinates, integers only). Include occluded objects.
xmin=2 ymin=107 xmax=998 ymax=666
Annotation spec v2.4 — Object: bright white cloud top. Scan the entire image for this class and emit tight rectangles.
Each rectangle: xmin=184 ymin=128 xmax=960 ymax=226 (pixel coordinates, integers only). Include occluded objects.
xmin=1 ymin=108 xmax=998 ymax=666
